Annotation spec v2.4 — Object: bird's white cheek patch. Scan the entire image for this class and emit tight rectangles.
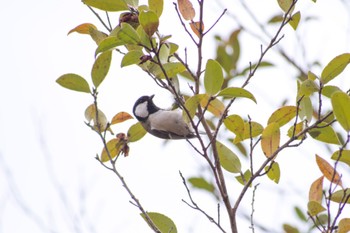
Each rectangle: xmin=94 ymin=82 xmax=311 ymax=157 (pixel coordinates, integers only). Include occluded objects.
xmin=134 ymin=102 xmax=149 ymax=118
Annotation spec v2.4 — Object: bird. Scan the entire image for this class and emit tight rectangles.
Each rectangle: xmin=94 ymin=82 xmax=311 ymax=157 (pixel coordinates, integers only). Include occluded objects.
xmin=132 ymin=95 xmax=197 ymax=139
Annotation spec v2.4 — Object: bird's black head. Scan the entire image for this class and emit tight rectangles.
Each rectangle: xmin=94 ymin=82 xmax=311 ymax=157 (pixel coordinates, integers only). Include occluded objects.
xmin=133 ymin=95 xmax=160 ymax=121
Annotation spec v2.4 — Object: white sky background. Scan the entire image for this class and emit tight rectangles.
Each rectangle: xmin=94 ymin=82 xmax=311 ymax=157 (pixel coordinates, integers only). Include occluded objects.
xmin=1 ymin=0 xmax=350 ymax=233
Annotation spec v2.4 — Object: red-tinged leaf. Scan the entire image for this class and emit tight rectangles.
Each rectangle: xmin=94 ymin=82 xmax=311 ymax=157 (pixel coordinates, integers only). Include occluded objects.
xmin=331 ymin=91 xmax=350 ymax=132
xmin=91 ymin=51 xmax=112 ymax=88
xmin=216 ymin=141 xmax=241 ymax=173
xmin=139 ymin=10 xmax=159 ymax=37
xmin=338 ymin=218 xmax=350 ymax=233
xmin=307 ymin=200 xmax=326 ymax=216
xmin=140 ymin=212 xmax=177 ymax=233
xmin=268 ymin=106 xmax=297 ymax=127
xmin=190 ymin=21 xmax=204 ymax=38
xmin=261 ymin=122 xmax=280 ymax=158
xmin=330 ymin=189 xmax=350 ymax=204
xmin=331 ymin=150 xmax=350 ymax=167
xmin=309 ymin=176 xmax=324 ymax=203
xmin=56 ymin=73 xmax=90 ymax=93
xmin=321 ymin=53 xmax=350 ymax=84
xmin=177 ymin=0 xmax=195 ymax=20
xmin=68 ymin=23 xmax=97 ymax=35
xmin=204 ymin=59 xmax=224 ymax=95
xmin=82 ymin=0 xmax=128 ymax=11
xmin=111 ymin=112 xmax=134 ymax=125
xmin=127 ymin=122 xmax=147 ymax=142
xmin=315 ymin=154 xmax=343 ymax=187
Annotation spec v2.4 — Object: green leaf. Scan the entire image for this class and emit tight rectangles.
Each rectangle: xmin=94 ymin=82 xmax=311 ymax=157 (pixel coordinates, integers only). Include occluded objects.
xmin=331 ymin=150 xmax=350 ymax=167
xmin=154 ymin=62 xmax=186 ymax=79
xmin=322 ymin=85 xmax=342 ymax=98
xmin=204 ymin=59 xmax=224 ymax=95
xmin=307 ymin=200 xmax=326 ymax=216
xmin=127 ymin=122 xmax=147 ymax=142
xmin=188 ymin=177 xmax=215 ymax=193
xmin=183 ymin=94 xmax=202 ymax=122
xmin=224 ymin=114 xmax=245 ymax=141
xmin=283 ymin=224 xmax=300 ymax=233
xmin=234 ymin=121 xmax=264 ymax=144
xmin=235 ymin=169 xmax=252 ymax=186
xmin=56 ymin=73 xmax=90 ymax=93
xmin=117 ymin=23 xmax=140 ymax=44
xmin=141 ymin=212 xmax=177 ymax=233
xmin=261 ymin=122 xmax=280 ymax=158
xmin=95 ymin=35 xmax=125 ymax=56
xmin=298 ymin=96 xmax=313 ymax=122
xmin=289 ymin=11 xmax=300 ymax=30
xmin=265 ymin=162 xmax=280 ymax=183
xmin=298 ymin=79 xmax=319 ymax=97
xmin=309 ymin=123 xmax=340 ymax=145
xmin=277 ymin=0 xmax=295 ymax=13
xmin=287 ymin=122 xmax=305 ymax=140
xmin=82 ymin=0 xmax=128 ymax=11
xmin=329 ymin=189 xmax=350 ymax=204
xmin=321 ymin=53 xmax=350 ymax=84
xmin=331 ymin=91 xmax=350 ymax=132
xmin=139 ymin=10 xmax=159 ymax=37
xmin=218 ymin=87 xmax=256 ymax=103
xmin=294 ymin=206 xmax=308 ymax=222
xmin=121 ymin=50 xmax=144 ymax=67
xmin=149 ymin=0 xmax=163 ymax=17
xmin=216 ymin=141 xmax=241 ymax=173
xmin=91 ymin=51 xmax=112 ymax=88
xmin=268 ymin=106 xmax=297 ymax=127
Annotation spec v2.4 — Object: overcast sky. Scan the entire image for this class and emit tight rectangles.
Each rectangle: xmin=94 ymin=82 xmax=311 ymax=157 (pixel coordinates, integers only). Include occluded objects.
xmin=1 ymin=0 xmax=350 ymax=233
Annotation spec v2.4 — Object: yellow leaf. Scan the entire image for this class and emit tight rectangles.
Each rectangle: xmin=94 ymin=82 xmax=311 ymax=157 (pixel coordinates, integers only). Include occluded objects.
xmin=339 ymin=218 xmax=350 ymax=233
xmin=190 ymin=21 xmax=204 ymax=38
xmin=261 ymin=122 xmax=280 ymax=158
xmin=100 ymin=137 xmax=126 ymax=162
xmin=111 ymin=112 xmax=134 ymax=125
xmin=268 ymin=106 xmax=297 ymax=127
xmin=315 ymin=154 xmax=343 ymax=187
xmin=307 ymin=200 xmax=326 ymax=216
xmin=177 ymin=0 xmax=195 ymax=20
xmin=84 ymin=104 xmax=111 ymax=133
xmin=309 ymin=176 xmax=324 ymax=203
xmin=200 ymin=95 xmax=225 ymax=117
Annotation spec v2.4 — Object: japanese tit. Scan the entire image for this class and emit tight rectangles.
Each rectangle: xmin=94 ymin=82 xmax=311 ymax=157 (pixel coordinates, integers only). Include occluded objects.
xmin=133 ymin=95 xmax=197 ymax=139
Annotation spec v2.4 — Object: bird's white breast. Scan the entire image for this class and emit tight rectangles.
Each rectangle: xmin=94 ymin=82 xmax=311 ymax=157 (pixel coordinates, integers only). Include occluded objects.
xmin=148 ymin=110 xmax=192 ymax=135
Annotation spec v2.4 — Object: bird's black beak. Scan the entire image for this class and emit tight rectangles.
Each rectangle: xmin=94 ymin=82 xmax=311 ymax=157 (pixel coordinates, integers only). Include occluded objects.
xmin=150 ymin=94 xmax=155 ymax=99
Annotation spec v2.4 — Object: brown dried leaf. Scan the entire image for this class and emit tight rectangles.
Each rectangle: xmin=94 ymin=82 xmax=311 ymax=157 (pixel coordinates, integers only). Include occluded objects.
xmin=177 ymin=0 xmax=195 ymax=20
xmin=309 ymin=176 xmax=324 ymax=203
xmin=315 ymin=154 xmax=343 ymax=188
xmin=190 ymin=21 xmax=204 ymax=38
